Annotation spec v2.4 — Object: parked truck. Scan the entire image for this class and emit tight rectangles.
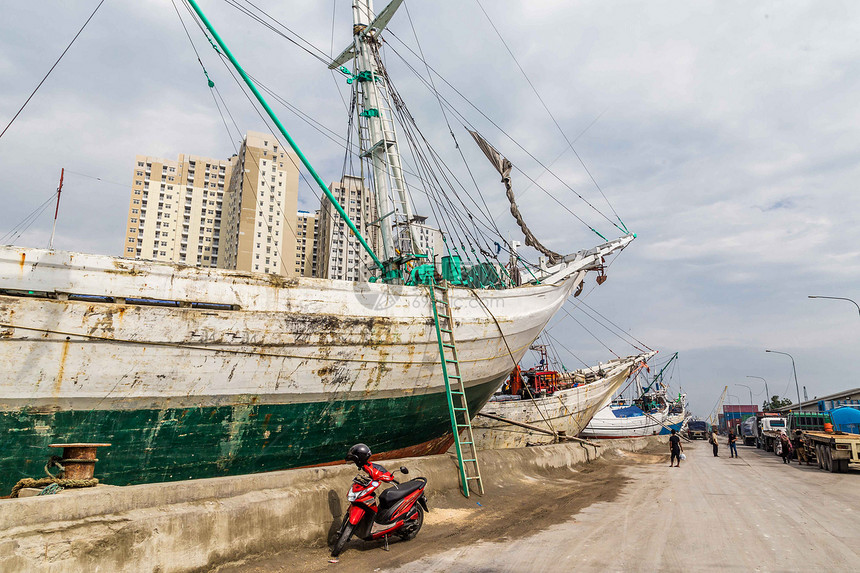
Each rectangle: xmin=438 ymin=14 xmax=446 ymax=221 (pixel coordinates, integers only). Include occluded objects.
xmin=686 ymin=420 xmax=709 ymax=440
xmin=786 ymin=411 xmax=860 ymax=473
xmin=758 ymin=416 xmax=788 ymax=452
xmin=740 ymin=416 xmax=757 ymax=446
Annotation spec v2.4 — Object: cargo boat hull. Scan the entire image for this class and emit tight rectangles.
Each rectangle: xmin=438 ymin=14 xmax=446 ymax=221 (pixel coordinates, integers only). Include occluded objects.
xmin=472 ymin=355 xmax=648 ymax=449
xmin=579 ymin=405 xmax=687 ymax=439
xmin=0 ymin=246 xmax=603 ymax=494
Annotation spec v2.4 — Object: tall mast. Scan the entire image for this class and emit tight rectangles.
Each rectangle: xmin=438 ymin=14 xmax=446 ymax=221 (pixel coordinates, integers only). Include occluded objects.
xmin=48 ymin=168 xmax=64 ymax=250
xmin=349 ymin=0 xmax=420 ymax=274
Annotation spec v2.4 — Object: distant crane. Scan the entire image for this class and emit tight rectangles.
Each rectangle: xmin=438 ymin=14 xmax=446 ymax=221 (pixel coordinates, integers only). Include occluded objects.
xmin=709 ymin=385 xmax=728 ymax=428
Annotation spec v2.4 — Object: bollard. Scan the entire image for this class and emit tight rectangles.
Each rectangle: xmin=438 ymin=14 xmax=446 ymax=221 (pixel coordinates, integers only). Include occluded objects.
xmin=48 ymin=443 xmax=111 ymax=479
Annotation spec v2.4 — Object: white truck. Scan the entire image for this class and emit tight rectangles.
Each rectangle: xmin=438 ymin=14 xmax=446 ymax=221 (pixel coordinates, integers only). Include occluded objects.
xmin=758 ymin=416 xmax=788 ymax=452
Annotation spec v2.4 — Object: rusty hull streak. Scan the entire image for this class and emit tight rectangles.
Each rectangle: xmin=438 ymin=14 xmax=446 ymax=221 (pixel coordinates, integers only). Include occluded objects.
xmin=54 ymin=338 xmax=71 ymax=398
xmin=298 ymin=433 xmax=456 ymax=469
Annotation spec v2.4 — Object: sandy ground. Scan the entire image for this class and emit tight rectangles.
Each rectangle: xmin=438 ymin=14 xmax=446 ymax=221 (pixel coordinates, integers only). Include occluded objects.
xmin=216 ymin=440 xmax=860 ymax=572
xmin=215 ymin=443 xmax=662 ymax=572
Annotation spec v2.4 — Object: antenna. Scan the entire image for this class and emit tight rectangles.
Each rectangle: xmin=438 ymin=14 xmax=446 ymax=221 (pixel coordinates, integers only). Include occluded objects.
xmin=48 ymin=168 xmax=64 ymax=250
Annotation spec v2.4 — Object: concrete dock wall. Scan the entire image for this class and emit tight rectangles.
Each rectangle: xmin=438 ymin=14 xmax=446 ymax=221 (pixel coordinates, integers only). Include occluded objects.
xmin=0 ymin=436 xmax=664 ymax=572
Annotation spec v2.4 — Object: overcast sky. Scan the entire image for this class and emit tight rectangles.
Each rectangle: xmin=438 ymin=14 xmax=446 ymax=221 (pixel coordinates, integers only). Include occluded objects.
xmin=3 ymin=1 xmax=860 ymax=418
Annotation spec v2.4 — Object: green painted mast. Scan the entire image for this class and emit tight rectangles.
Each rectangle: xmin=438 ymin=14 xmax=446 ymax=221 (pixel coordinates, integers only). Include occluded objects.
xmin=185 ymin=0 xmax=384 ymax=274
xmin=642 ymin=351 xmax=678 ymax=394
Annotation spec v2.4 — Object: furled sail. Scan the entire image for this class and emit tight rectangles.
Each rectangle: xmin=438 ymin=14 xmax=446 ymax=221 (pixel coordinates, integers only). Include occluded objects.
xmin=468 ymin=130 xmax=562 ymax=264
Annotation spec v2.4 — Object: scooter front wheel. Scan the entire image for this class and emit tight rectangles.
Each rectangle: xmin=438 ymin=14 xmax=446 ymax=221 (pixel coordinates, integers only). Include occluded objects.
xmin=398 ymin=505 xmax=424 ymax=541
xmin=331 ymin=522 xmax=356 ymax=557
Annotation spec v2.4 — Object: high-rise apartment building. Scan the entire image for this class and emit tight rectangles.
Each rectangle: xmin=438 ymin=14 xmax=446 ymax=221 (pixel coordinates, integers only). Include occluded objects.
xmin=123 ymin=131 xmax=302 ymax=277
xmin=122 ymin=154 xmax=231 ymax=267
xmin=316 ymin=176 xmax=379 ymax=281
xmin=219 ymin=132 xmax=300 ymax=276
xmin=407 ymin=215 xmax=445 ymax=261
xmin=295 ymin=210 xmax=318 ymax=277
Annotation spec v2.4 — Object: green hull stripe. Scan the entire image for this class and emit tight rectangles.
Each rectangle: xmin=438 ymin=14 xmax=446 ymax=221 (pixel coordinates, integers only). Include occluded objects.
xmin=0 ymin=378 xmax=502 ymax=495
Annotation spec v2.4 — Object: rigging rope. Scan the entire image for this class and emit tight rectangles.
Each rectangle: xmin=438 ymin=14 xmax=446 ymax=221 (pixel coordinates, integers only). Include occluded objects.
xmin=0 ymin=0 xmax=107 ymax=143
xmin=0 ymin=191 xmax=58 ymax=244
xmin=208 ymin=0 xmax=621 ymax=267
xmin=386 ymin=35 xmax=629 ymax=240
xmin=473 ymin=0 xmax=627 ymax=233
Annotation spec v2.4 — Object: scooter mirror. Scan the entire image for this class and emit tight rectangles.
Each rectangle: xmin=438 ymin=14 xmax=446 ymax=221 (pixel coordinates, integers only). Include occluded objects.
xmin=400 ymin=466 xmax=409 ymax=474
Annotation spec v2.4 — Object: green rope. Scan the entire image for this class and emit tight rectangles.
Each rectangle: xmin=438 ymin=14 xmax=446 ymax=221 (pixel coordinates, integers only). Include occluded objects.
xmin=203 ymin=31 xmax=221 ymax=55
xmin=38 ymin=483 xmax=64 ymax=496
xmin=590 ymin=227 xmax=608 ymax=241
xmin=518 ymin=254 xmax=541 ymax=284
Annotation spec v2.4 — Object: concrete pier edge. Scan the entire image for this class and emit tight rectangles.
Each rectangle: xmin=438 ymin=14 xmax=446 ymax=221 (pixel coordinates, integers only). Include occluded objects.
xmin=0 ymin=436 xmax=665 ymax=573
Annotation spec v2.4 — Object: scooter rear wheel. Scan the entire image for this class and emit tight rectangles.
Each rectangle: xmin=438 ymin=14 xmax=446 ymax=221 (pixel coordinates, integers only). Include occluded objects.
xmin=398 ymin=505 xmax=424 ymax=541
xmin=331 ymin=522 xmax=356 ymax=557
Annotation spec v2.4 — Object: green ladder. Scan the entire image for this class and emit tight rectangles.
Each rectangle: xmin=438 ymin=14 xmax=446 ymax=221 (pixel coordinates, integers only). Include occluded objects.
xmin=428 ymin=282 xmax=484 ymax=497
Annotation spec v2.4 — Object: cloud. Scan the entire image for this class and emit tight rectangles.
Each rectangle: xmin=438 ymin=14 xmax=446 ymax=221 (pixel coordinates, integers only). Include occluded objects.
xmin=3 ymin=1 xmax=860 ymax=416
xmin=759 ymin=198 xmax=795 ymax=211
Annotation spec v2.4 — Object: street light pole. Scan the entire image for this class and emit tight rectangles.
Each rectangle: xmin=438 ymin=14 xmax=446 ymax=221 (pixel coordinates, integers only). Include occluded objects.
xmin=765 ymin=350 xmax=802 ymax=409
xmin=746 ymin=375 xmax=770 ymax=408
xmin=736 ymin=383 xmax=753 ymax=405
xmin=808 ymin=295 xmax=860 ymax=317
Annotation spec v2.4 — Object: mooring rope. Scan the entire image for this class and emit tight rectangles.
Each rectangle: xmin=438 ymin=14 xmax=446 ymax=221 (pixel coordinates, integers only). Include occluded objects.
xmin=9 ymin=477 xmax=99 ymax=499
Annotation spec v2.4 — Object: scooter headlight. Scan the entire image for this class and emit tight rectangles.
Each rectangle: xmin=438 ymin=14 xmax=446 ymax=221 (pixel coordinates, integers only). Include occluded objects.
xmin=347 ymin=481 xmax=378 ymax=502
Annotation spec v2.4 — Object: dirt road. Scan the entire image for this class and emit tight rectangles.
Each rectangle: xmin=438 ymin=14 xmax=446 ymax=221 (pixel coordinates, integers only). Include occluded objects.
xmin=217 ymin=440 xmax=860 ymax=572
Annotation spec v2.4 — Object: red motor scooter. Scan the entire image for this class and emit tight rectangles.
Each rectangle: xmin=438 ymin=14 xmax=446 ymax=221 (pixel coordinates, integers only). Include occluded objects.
xmin=331 ymin=443 xmax=429 ymax=557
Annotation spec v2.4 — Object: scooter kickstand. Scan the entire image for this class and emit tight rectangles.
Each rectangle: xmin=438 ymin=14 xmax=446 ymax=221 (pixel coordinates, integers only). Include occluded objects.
xmin=383 ymin=534 xmax=390 ymax=551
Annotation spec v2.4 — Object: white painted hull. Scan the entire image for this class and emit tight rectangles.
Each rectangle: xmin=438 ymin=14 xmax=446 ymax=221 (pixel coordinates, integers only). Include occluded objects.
xmin=0 ymin=240 xmax=634 ymax=489
xmin=579 ymin=404 xmax=687 ymax=438
xmin=0 ymin=246 xmax=584 ymax=411
xmin=471 ymin=355 xmax=647 ymax=450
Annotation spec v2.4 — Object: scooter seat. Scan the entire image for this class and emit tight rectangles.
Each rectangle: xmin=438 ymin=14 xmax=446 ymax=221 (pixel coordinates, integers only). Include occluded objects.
xmin=378 ymin=479 xmax=424 ymax=508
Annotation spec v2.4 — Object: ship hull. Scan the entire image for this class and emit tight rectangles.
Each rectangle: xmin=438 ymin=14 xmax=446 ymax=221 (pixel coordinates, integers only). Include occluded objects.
xmin=0 ymin=246 xmax=583 ymax=494
xmin=0 ymin=377 xmax=504 ymax=491
xmin=579 ymin=407 xmax=687 ymax=439
xmin=471 ymin=355 xmax=644 ymax=450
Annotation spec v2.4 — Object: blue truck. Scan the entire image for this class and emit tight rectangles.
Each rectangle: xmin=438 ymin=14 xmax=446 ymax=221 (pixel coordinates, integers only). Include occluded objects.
xmin=686 ymin=420 xmax=709 ymax=440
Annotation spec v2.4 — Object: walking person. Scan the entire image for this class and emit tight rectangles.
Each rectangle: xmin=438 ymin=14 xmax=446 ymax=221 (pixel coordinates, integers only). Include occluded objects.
xmin=728 ymin=428 xmax=738 ymax=458
xmin=779 ymin=430 xmax=793 ymax=464
xmin=792 ymin=430 xmax=811 ymax=465
xmin=669 ymin=429 xmax=683 ymax=467
xmin=709 ymin=428 xmax=719 ymax=457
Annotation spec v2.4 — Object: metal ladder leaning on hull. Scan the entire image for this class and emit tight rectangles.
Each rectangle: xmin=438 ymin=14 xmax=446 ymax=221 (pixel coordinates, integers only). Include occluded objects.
xmin=427 ymin=282 xmax=484 ymax=497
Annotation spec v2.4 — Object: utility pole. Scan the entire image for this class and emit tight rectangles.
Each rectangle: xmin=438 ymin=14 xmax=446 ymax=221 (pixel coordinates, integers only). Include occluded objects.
xmin=747 ymin=376 xmax=770 ymax=408
xmin=808 ymin=295 xmax=860 ymax=317
xmin=765 ymin=350 xmax=802 ymax=410
xmin=736 ymin=383 xmax=753 ymax=406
